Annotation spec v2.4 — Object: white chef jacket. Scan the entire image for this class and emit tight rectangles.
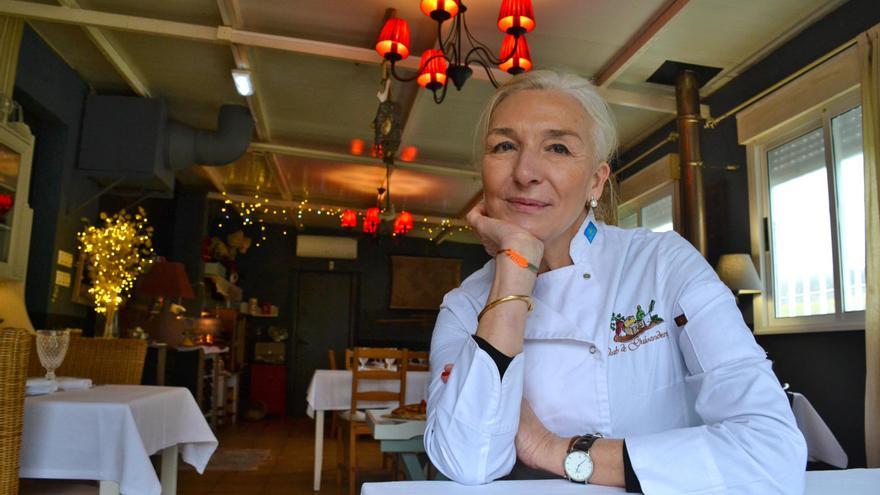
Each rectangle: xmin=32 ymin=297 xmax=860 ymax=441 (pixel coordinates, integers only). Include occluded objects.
xmin=424 ymin=213 xmax=807 ymax=495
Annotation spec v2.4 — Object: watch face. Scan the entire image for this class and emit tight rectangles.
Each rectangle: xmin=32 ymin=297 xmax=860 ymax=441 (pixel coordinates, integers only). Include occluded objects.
xmin=564 ymin=450 xmax=593 ymax=482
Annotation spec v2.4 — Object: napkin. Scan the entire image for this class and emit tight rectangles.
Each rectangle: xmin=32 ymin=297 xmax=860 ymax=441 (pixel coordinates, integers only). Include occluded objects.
xmin=25 ymin=378 xmax=58 ymax=396
xmin=57 ymin=377 xmax=93 ymax=391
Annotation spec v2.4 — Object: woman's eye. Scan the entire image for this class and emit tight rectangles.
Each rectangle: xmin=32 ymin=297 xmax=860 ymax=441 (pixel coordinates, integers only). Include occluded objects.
xmin=547 ymin=143 xmax=571 ymax=155
xmin=491 ymin=141 xmax=516 ymax=153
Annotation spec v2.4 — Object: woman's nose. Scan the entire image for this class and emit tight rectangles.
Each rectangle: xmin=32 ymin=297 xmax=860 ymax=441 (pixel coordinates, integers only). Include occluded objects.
xmin=512 ymin=148 xmax=543 ymax=186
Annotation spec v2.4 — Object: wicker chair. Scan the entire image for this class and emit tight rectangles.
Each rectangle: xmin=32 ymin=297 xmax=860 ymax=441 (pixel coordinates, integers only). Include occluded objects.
xmin=0 ymin=327 xmax=31 ymax=495
xmin=27 ymin=336 xmax=147 ymax=385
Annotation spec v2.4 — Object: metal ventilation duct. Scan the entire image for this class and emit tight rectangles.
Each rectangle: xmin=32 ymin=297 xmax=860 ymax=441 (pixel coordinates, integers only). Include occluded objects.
xmin=78 ymin=95 xmax=254 ymax=192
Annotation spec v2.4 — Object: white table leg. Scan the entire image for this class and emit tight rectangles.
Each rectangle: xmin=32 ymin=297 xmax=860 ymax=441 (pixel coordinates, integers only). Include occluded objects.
xmin=313 ymin=410 xmax=324 ymax=491
xmin=161 ymin=444 xmax=179 ymax=495
xmin=99 ymin=481 xmax=120 ymax=495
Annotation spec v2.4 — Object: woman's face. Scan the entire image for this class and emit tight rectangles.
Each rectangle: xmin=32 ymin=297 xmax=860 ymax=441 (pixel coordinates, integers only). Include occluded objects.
xmin=481 ymin=89 xmax=610 ymax=244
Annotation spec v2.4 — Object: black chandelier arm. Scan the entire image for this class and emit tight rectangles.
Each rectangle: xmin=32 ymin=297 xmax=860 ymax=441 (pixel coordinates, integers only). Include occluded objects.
xmin=431 ymin=80 xmax=450 ymax=104
xmin=460 ymin=9 xmax=496 ymax=57
xmin=465 ymin=56 xmax=503 ymax=88
xmin=465 ymin=35 xmax=517 ymax=69
xmin=389 ymin=61 xmax=421 ymax=83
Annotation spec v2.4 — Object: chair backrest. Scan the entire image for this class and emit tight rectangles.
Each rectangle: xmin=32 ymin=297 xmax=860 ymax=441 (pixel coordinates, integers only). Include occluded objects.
xmin=408 ymin=350 xmax=429 ymax=371
xmin=344 ymin=348 xmax=354 ymax=370
xmin=0 ymin=328 xmax=31 ymax=495
xmin=28 ymin=336 xmax=148 ymax=385
xmin=327 ymin=349 xmax=338 ymax=370
xmin=350 ymin=347 xmax=408 ymax=414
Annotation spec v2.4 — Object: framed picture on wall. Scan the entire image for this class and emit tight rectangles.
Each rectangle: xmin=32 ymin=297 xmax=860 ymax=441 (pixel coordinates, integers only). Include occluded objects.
xmin=390 ymin=255 xmax=461 ymax=310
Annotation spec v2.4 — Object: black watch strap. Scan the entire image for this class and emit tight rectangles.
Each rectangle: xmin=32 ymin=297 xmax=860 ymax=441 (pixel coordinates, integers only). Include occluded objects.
xmin=570 ymin=433 xmax=602 ymax=454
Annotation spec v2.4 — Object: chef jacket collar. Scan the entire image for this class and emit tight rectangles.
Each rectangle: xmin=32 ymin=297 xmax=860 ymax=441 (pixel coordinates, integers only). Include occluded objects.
xmin=568 ymin=209 xmax=600 ymax=265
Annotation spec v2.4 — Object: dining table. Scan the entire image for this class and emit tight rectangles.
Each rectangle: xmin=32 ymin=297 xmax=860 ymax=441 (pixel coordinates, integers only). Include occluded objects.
xmin=20 ymin=384 xmax=218 ymax=495
xmin=365 ymin=408 xmax=431 ymax=481
xmin=360 ymin=468 xmax=880 ymax=495
xmin=306 ymin=368 xmax=431 ymax=491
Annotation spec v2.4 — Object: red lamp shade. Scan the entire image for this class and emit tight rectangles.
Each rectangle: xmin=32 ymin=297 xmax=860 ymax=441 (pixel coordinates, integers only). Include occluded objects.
xmin=393 ymin=211 xmax=414 ymax=235
xmin=138 ymin=261 xmax=195 ymax=300
xmin=499 ymin=34 xmax=532 ymax=75
xmin=0 ymin=193 xmax=12 ymax=219
xmin=417 ymin=49 xmax=448 ymax=91
xmin=497 ymin=0 xmax=535 ymax=36
xmin=420 ymin=0 xmax=459 ymax=21
xmin=375 ymin=17 xmax=411 ymax=61
xmin=340 ymin=209 xmax=358 ymax=228
xmin=363 ymin=207 xmax=381 ymax=234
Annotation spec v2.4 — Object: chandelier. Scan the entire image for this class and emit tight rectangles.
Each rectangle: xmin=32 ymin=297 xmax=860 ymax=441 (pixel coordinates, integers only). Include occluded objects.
xmin=375 ymin=0 xmax=536 ymax=103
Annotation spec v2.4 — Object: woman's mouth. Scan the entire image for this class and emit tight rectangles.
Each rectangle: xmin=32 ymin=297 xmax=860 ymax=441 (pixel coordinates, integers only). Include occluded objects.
xmin=507 ymin=197 xmax=550 ymax=213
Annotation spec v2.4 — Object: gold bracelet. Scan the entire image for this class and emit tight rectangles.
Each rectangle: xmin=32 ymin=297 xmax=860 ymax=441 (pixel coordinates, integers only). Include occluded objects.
xmin=477 ymin=294 xmax=533 ymax=322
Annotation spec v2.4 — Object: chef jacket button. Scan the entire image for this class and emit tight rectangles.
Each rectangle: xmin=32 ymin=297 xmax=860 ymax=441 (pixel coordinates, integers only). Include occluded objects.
xmin=589 ymin=345 xmax=598 ymax=354
xmin=582 ymin=272 xmax=591 ymax=280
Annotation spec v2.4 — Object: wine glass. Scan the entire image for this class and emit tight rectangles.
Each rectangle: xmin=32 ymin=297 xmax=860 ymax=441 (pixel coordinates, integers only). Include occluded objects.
xmin=358 ymin=357 xmax=368 ymax=369
xmin=384 ymin=357 xmax=395 ymax=370
xmin=35 ymin=330 xmax=70 ymax=381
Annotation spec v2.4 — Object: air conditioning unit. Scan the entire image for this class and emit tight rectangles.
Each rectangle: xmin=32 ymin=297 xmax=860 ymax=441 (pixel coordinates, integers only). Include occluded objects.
xmin=295 ymin=235 xmax=357 ymax=259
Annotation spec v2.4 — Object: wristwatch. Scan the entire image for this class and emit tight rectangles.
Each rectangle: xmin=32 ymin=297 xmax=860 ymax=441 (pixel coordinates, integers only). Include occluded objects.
xmin=563 ymin=433 xmax=603 ymax=483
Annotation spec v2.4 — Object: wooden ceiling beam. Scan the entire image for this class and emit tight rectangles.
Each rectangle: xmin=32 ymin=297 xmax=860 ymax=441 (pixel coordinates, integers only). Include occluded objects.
xmin=594 ymin=0 xmax=690 ymax=88
xmin=215 ymin=0 xmax=294 ymax=205
xmin=56 ymin=0 xmax=152 ymax=97
xmin=249 ymin=141 xmax=482 ymax=180
xmin=0 ymin=0 xmax=686 ymax=115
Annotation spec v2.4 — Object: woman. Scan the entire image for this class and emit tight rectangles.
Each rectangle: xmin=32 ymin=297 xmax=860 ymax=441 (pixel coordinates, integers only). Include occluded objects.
xmin=424 ymin=70 xmax=806 ymax=494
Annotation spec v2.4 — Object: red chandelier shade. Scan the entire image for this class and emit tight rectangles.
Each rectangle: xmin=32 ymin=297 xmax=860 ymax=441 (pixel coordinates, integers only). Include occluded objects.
xmin=420 ymin=0 xmax=459 ymax=21
xmin=340 ymin=209 xmax=357 ymax=228
xmin=375 ymin=18 xmax=411 ymax=61
xmin=417 ymin=49 xmax=448 ymax=90
xmin=363 ymin=207 xmax=381 ymax=234
xmin=393 ymin=211 xmax=414 ymax=235
xmin=497 ymin=0 xmax=535 ymax=36
xmin=499 ymin=34 xmax=532 ymax=74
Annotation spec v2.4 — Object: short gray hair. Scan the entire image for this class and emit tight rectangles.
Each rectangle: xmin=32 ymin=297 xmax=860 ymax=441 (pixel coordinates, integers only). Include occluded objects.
xmin=474 ymin=70 xmax=618 ymax=165
xmin=473 ymin=70 xmax=619 ymax=224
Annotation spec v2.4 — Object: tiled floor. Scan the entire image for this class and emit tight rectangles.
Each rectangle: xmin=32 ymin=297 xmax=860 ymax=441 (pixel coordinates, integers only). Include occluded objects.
xmin=178 ymin=416 xmax=390 ymax=495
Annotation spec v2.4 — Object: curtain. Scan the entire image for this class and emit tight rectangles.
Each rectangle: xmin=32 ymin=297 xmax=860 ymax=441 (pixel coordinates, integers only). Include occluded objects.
xmin=860 ymin=25 xmax=880 ymax=468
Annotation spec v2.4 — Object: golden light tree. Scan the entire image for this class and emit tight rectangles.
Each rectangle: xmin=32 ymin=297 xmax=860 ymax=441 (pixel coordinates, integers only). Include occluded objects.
xmin=77 ymin=207 xmax=154 ymax=337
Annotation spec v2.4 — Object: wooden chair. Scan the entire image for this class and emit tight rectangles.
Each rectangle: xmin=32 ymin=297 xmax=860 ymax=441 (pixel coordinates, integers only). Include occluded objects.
xmin=337 ymin=347 xmax=408 ymax=495
xmin=0 ymin=328 xmax=31 ymax=495
xmin=407 ymin=351 xmax=429 ymax=371
xmin=344 ymin=348 xmax=354 ymax=370
xmin=27 ymin=336 xmax=147 ymax=385
xmin=327 ymin=349 xmax=338 ymax=370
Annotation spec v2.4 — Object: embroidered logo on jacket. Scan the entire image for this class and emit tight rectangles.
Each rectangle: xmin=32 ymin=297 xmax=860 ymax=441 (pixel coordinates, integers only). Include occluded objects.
xmin=609 ymin=299 xmax=664 ymax=343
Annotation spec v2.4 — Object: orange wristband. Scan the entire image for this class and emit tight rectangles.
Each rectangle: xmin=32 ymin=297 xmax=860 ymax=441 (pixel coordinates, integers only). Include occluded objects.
xmin=497 ymin=248 xmax=539 ymax=273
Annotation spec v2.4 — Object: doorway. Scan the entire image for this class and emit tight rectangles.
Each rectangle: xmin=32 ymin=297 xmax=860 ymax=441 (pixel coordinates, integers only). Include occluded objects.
xmin=290 ymin=270 xmax=358 ymax=416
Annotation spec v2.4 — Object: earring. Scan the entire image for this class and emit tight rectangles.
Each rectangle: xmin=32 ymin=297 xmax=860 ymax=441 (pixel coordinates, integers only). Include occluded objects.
xmin=589 ymin=196 xmax=598 ymax=208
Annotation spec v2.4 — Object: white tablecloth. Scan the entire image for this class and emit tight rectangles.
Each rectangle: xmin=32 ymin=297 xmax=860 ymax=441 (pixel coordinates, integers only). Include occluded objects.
xmin=20 ymin=385 xmax=218 ymax=495
xmin=305 ymin=369 xmax=430 ymax=417
xmin=361 ymin=469 xmax=880 ymax=495
xmin=790 ymin=392 xmax=849 ymax=468
xmin=307 ymin=369 xmax=431 ymax=491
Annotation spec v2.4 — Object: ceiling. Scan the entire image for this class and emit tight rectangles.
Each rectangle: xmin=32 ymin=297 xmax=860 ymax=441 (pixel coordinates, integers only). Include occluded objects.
xmin=7 ymin=0 xmax=846 ymax=244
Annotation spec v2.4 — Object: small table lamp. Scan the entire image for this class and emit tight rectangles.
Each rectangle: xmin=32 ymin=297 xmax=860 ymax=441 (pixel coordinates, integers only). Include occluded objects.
xmin=139 ymin=261 xmax=195 ymax=304
xmin=715 ymin=254 xmax=763 ymax=299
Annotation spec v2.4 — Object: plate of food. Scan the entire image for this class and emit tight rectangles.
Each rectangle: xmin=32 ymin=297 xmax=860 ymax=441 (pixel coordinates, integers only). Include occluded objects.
xmin=385 ymin=400 xmax=427 ymax=420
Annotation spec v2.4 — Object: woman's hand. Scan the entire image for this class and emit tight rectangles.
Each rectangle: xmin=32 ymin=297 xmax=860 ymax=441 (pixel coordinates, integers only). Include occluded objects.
xmin=466 ymin=201 xmax=543 ymax=263
xmin=515 ymin=399 xmax=568 ymax=475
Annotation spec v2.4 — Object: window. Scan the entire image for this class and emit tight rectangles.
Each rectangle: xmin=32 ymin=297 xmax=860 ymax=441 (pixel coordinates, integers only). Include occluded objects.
xmin=617 ymin=154 xmax=679 ymax=233
xmin=742 ymin=82 xmax=864 ymax=333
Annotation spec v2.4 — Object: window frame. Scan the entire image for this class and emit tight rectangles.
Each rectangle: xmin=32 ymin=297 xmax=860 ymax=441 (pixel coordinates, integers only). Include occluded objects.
xmin=745 ymin=88 xmax=864 ymax=335
xmin=617 ymin=153 xmax=681 ymax=234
